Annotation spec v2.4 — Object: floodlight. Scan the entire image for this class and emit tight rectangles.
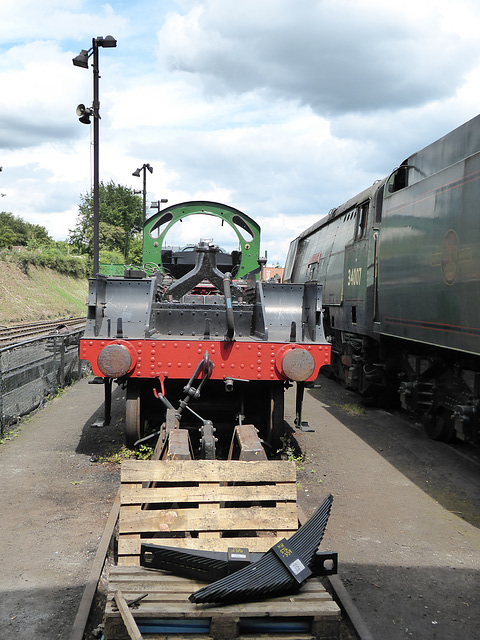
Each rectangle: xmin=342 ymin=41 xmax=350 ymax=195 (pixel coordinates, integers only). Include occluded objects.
xmin=97 ymin=35 xmax=117 ymax=48
xmin=72 ymin=49 xmax=90 ymax=69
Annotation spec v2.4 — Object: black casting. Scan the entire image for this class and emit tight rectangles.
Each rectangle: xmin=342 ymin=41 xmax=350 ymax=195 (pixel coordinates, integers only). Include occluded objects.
xmin=189 ymin=494 xmax=334 ymax=604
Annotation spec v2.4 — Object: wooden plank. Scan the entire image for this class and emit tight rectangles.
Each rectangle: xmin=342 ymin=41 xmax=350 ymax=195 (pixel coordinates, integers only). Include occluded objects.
xmin=198 ymin=482 xmax=220 ymax=539
xmin=121 ymin=483 xmax=297 ymax=504
xmin=121 ymin=459 xmax=296 ymax=484
xmin=105 ymin=574 xmax=340 ymax=617
xmin=107 ymin=600 xmax=340 ymax=616
xmin=104 ymin=569 xmax=340 ymax=640
xmin=117 ymin=535 xmax=287 ymax=558
xmin=164 ymin=427 xmax=191 ymax=460
xmin=68 ymin=491 xmax=120 ymax=640
xmin=117 ymin=459 xmax=298 ymax=566
xmin=113 ymin=590 xmax=144 ymax=640
xmin=119 ymin=503 xmax=298 ymax=534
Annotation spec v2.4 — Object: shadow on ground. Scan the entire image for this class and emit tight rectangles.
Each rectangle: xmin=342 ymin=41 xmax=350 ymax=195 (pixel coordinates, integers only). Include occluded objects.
xmin=75 ymin=382 xmax=126 ymax=458
xmin=305 ymin=376 xmax=480 ymax=530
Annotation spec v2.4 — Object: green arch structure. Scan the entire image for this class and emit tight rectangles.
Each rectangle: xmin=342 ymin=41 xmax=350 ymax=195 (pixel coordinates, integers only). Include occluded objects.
xmin=143 ymin=201 xmax=261 ymax=279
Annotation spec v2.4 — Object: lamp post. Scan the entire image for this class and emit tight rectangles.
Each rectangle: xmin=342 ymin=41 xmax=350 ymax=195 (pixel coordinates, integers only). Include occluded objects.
xmin=150 ymin=199 xmax=169 ymax=213
xmin=132 ymin=163 xmax=153 ymax=225
xmin=73 ymin=35 xmax=117 ymax=275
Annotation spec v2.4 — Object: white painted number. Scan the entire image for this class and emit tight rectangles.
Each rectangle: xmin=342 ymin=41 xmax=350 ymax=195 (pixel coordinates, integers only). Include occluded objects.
xmin=347 ymin=267 xmax=362 ymax=286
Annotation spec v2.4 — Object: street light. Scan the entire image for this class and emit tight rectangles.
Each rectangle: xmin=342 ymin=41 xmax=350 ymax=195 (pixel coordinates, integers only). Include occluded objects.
xmin=150 ymin=199 xmax=168 ymax=213
xmin=73 ymin=35 xmax=117 ymax=275
xmin=132 ymin=163 xmax=153 ymax=225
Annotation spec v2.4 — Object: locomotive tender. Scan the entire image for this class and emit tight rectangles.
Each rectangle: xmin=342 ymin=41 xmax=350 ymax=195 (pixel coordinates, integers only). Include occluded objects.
xmin=285 ymin=113 xmax=480 ymax=445
xmin=80 ymin=202 xmax=330 ymax=453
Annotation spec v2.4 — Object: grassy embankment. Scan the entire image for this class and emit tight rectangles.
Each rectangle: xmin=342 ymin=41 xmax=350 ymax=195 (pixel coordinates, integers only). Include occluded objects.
xmin=0 ymin=262 xmax=88 ymax=325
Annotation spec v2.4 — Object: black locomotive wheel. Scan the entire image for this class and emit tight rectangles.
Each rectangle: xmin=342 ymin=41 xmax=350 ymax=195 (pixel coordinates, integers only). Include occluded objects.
xmin=424 ymin=409 xmax=456 ymax=443
xmin=125 ymin=379 xmax=145 ymax=448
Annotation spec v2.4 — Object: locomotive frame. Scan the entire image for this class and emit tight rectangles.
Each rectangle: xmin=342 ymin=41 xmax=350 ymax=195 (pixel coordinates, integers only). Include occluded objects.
xmin=80 ymin=201 xmax=331 ymax=454
xmin=285 ymin=114 xmax=480 ymax=446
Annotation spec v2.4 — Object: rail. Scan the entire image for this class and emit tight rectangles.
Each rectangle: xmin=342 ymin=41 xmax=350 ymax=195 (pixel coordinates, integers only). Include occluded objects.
xmin=0 ymin=317 xmax=86 ymax=348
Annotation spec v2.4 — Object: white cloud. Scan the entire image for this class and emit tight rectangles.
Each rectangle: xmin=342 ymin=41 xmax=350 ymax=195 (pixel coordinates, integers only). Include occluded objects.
xmin=157 ymin=0 xmax=480 ymax=114
xmin=2 ymin=0 xmax=480 ymax=265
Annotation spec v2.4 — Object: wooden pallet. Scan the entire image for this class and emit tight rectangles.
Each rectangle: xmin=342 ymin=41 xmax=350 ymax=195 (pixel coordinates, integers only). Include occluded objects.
xmin=107 ymin=459 xmax=341 ymax=639
xmin=118 ymin=459 xmax=299 ymax=565
xmin=104 ymin=566 xmax=341 ymax=640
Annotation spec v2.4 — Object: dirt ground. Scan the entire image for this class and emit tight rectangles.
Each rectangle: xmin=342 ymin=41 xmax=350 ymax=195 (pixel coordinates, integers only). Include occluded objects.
xmin=0 ymin=375 xmax=479 ymax=639
xmin=0 ymin=378 xmax=124 ymax=640
xmin=288 ymin=377 xmax=480 ymax=640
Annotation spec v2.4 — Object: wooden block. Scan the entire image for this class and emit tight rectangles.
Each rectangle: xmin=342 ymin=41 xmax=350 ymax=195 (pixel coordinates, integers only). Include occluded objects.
xmin=117 ymin=459 xmax=299 ymax=565
xmin=113 ymin=590 xmax=144 ymax=640
xmin=103 ymin=566 xmax=341 ymax=640
xmin=121 ymin=483 xmax=297 ymax=504
xmin=121 ymin=459 xmax=296 ymax=484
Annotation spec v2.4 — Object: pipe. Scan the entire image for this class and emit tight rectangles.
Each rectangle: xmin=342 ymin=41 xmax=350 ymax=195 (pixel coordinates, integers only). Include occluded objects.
xmin=223 ymin=272 xmax=235 ymax=342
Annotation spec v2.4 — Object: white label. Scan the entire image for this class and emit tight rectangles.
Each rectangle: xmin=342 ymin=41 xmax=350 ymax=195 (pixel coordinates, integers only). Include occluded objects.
xmin=289 ymin=559 xmax=306 ymax=575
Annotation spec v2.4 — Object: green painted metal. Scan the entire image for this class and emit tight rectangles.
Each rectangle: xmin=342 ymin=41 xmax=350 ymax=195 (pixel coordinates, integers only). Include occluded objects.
xmin=98 ymin=263 xmax=129 ymax=276
xmin=143 ymin=201 xmax=261 ymax=279
xmin=379 ymin=126 xmax=480 ymax=356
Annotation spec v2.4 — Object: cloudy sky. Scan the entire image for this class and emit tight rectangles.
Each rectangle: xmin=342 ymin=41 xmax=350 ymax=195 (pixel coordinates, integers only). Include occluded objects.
xmin=2 ymin=0 xmax=480 ymax=264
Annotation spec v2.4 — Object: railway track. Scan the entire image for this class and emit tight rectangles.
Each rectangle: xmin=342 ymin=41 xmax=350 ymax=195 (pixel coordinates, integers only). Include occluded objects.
xmin=0 ymin=317 xmax=86 ymax=348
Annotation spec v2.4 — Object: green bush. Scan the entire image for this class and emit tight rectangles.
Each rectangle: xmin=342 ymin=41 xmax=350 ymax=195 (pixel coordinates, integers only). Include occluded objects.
xmin=0 ymin=247 xmax=88 ymax=278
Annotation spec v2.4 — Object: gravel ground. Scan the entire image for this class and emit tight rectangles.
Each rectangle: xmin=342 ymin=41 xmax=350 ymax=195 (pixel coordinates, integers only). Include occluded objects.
xmin=1 ymin=375 xmax=478 ymax=640
xmin=0 ymin=378 xmax=124 ymax=640
xmin=288 ymin=377 xmax=480 ymax=640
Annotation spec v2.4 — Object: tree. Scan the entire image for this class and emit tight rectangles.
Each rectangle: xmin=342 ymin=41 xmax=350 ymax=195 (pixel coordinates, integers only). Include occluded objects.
xmin=68 ymin=180 xmax=143 ymax=262
xmin=0 ymin=212 xmax=51 ymax=248
xmin=0 ymin=227 xmax=16 ymax=249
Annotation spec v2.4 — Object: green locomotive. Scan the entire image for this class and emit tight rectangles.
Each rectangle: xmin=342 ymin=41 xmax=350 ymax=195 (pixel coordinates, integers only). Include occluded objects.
xmin=285 ymin=114 xmax=480 ymax=445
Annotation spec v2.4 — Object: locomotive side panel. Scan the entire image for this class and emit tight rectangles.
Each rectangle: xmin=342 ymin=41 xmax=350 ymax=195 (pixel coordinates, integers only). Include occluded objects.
xmin=379 ymin=145 xmax=480 ymax=356
xmin=286 ymin=184 xmax=381 ymax=339
xmin=286 ymin=114 xmax=480 ymax=444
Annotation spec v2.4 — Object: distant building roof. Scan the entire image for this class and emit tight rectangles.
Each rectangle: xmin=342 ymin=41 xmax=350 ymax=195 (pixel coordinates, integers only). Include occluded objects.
xmin=263 ymin=266 xmax=284 ymax=282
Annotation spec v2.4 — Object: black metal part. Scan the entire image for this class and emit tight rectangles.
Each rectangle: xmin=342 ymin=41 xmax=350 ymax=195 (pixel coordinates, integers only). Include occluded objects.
xmin=140 ymin=543 xmax=337 ymax=584
xmin=90 ymin=377 xmax=112 ymax=427
xmin=163 ymin=241 xmax=243 ymax=301
xmin=111 ymin=593 xmax=148 ymax=612
xmin=189 ymin=494 xmax=334 ymax=604
xmin=176 ymin=352 xmax=213 ymax=421
xmin=223 ymin=272 xmax=235 ymax=342
xmin=313 ymin=551 xmax=338 ymax=577
xmin=140 ymin=544 xmax=264 ymax=582
xmin=272 ymin=539 xmax=312 ymax=583
xmin=295 ymin=381 xmax=315 ymax=432
xmin=199 ymin=420 xmax=217 ymax=459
